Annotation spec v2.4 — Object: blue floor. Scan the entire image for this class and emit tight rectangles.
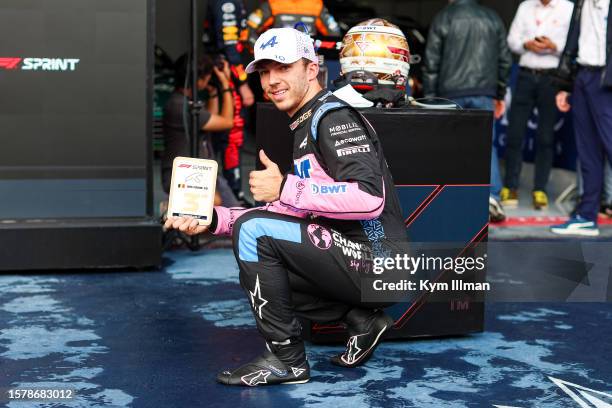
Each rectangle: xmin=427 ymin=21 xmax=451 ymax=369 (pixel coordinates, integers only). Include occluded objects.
xmin=1 ymin=249 xmax=610 ymax=407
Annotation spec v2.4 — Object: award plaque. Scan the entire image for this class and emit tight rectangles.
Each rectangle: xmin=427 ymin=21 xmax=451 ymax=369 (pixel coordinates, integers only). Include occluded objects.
xmin=167 ymin=157 xmax=218 ymax=226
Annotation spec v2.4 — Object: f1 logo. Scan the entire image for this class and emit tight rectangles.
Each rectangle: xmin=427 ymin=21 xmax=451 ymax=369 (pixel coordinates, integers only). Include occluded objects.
xmin=0 ymin=58 xmax=22 ymax=70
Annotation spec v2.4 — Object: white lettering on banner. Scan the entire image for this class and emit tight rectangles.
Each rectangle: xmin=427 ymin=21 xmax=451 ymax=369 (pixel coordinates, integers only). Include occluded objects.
xmin=22 ymin=58 xmax=80 ymax=71
xmin=372 ymin=279 xmax=490 ymax=292
xmin=373 ymin=280 xmax=417 ymax=291
xmin=336 ymin=144 xmax=371 ymax=157
xmin=420 ymin=280 xmax=448 ymax=292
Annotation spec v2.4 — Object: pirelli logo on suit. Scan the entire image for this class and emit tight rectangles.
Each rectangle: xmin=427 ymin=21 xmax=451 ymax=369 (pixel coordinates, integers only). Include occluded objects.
xmin=336 ymin=144 xmax=371 ymax=157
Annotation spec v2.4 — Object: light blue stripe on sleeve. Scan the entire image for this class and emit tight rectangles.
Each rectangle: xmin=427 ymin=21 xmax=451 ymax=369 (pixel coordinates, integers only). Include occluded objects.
xmin=310 ymin=102 xmax=344 ymax=141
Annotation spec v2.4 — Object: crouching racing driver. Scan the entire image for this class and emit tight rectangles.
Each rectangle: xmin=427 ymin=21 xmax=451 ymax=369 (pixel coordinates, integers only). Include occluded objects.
xmin=165 ymin=27 xmax=410 ymax=386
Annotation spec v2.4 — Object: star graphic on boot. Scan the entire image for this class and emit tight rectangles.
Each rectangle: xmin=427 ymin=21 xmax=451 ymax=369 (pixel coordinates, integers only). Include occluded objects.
xmin=249 ymin=274 xmax=268 ymax=320
xmin=341 ymin=335 xmax=363 ymax=365
xmin=240 ymin=370 xmax=271 ymax=386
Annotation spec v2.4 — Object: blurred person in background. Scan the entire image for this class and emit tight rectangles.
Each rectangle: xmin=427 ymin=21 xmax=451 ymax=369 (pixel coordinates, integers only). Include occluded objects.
xmin=503 ymin=0 xmax=573 ymax=210
xmin=576 ymin=159 xmax=612 ymax=217
xmin=423 ymin=0 xmax=512 ymax=222
xmin=602 ymin=161 xmax=612 ymax=217
xmin=245 ymin=0 xmax=341 ymax=48
xmin=161 ymin=55 xmax=239 ymax=210
xmin=552 ymin=0 xmax=611 ymax=236
xmin=204 ymin=0 xmax=254 ymax=105
xmin=204 ymin=0 xmax=255 ymax=204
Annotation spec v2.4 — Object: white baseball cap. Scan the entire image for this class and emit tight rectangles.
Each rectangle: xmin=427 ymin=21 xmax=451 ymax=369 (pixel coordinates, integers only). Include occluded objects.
xmin=245 ymin=28 xmax=317 ymax=74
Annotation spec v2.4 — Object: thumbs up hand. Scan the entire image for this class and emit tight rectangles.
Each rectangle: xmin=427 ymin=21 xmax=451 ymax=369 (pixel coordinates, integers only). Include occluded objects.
xmin=249 ymin=150 xmax=283 ymax=203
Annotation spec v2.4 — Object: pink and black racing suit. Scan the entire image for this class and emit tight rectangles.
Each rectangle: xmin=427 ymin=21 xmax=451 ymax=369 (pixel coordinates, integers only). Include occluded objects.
xmin=209 ymin=90 xmax=410 ymax=342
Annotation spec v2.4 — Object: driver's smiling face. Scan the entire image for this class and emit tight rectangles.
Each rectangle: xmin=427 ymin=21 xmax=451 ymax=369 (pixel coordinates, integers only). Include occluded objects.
xmin=257 ymin=60 xmax=310 ymax=116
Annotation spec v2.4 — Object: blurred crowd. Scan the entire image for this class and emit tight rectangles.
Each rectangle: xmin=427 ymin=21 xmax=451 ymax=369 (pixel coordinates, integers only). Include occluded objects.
xmin=158 ymin=0 xmax=611 ymax=237
xmin=421 ymin=0 xmax=611 ymax=237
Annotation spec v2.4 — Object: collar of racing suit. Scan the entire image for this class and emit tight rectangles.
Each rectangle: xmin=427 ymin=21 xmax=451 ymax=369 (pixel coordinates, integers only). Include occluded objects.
xmin=288 ymin=89 xmax=332 ymax=132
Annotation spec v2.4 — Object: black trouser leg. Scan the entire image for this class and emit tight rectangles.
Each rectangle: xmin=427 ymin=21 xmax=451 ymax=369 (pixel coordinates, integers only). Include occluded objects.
xmin=533 ymin=74 xmax=557 ymax=192
xmin=504 ymin=71 xmax=537 ymax=190
xmin=231 ymin=210 xmax=389 ymax=343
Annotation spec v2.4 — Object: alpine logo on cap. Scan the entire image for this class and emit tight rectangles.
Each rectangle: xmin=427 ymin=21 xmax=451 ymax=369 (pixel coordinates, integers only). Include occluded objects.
xmin=260 ymin=35 xmax=279 ymax=50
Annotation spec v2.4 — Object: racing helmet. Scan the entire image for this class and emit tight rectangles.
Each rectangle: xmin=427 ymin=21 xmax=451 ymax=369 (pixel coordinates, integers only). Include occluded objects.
xmin=339 ymin=18 xmax=410 ymax=91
